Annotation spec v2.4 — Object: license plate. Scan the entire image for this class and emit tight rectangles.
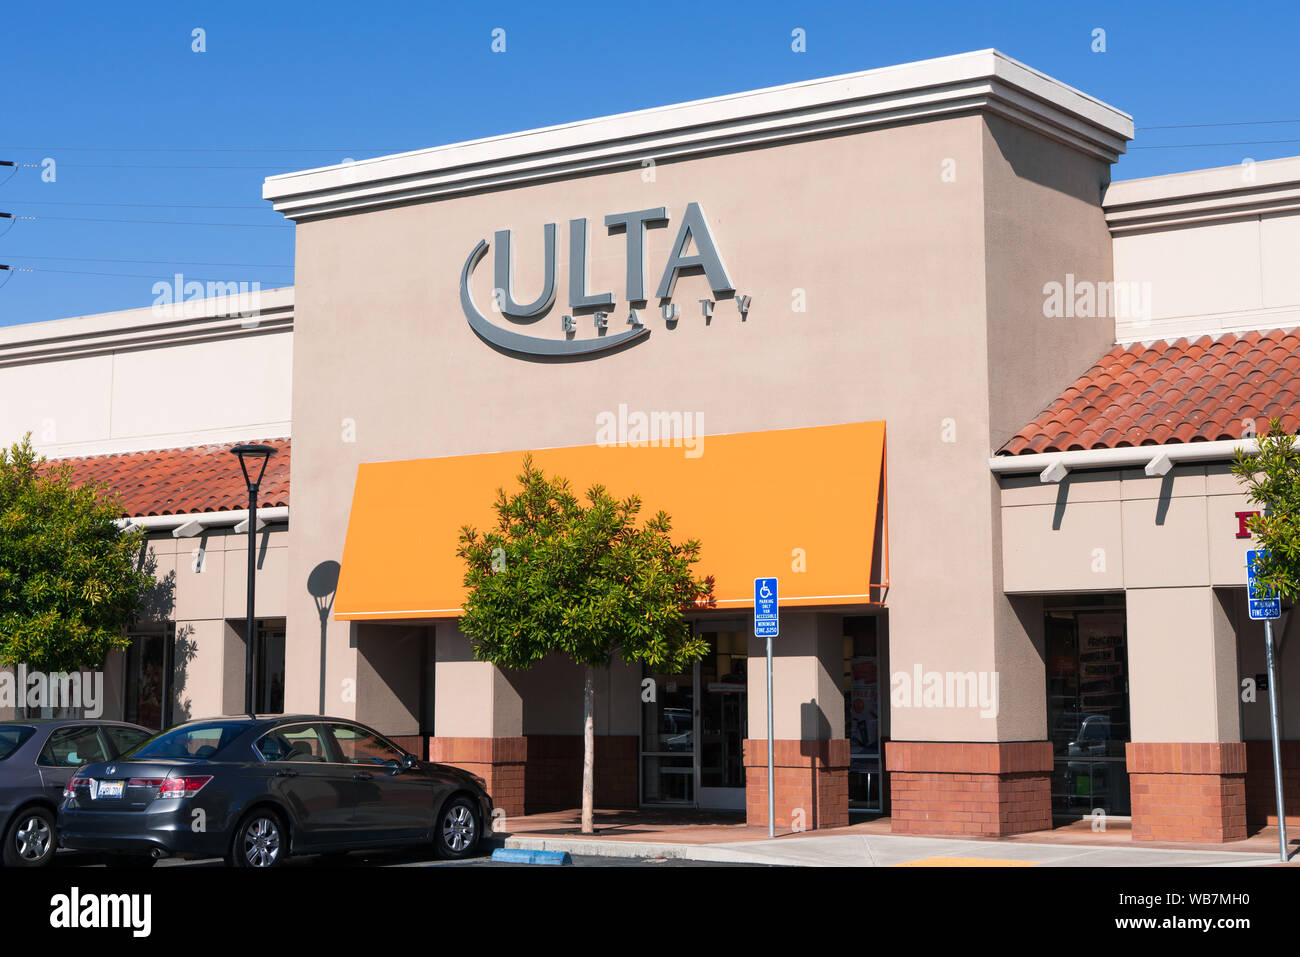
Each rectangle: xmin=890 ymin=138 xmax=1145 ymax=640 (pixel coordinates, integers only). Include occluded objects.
xmin=93 ymin=780 xmax=124 ymax=800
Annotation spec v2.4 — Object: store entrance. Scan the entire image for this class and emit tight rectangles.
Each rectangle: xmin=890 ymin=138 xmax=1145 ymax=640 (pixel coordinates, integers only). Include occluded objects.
xmin=640 ymin=624 xmax=748 ymax=810
xmin=1045 ymin=599 xmax=1131 ymax=817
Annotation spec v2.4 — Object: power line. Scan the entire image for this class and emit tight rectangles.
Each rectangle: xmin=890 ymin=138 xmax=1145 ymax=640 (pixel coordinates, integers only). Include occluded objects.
xmin=1130 ymin=138 xmax=1300 ymax=150
xmin=47 ymin=164 xmax=299 ymax=170
xmin=0 ymin=145 xmax=404 ymax=153
xmin=2 ymin=264 xmax=292 ymax=283
xmin=9 ymin=214 xmax=290 ymax=228
xmin=1138 ymin=120 xmax=1300 ymax=130
xmin=6 ymin=253 xmax=293 ymax=268
xmin=3 ymin=198 xmax=272 ymax=211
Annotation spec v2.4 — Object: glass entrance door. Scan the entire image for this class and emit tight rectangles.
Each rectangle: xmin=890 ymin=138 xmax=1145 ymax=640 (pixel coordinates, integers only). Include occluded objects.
xmin=640 ymin=664 xmax=695 ymax=805
xmin=697 ymin=630 xmax=747 ymax=810
xmin=1046 ymin=603 xmax=1131 ymax=817
xmin=640 ymin=625 xmax=748 ymax=809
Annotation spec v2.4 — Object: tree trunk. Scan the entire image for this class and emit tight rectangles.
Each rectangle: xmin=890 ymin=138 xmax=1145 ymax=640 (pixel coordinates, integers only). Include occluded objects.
xmin=581 ymin=664 xmax=595 ymax=834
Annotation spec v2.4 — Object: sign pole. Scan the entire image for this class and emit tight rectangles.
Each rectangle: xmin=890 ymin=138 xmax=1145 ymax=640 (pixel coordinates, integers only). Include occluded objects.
xmin=1265 ymin=617 xmax=1288 ymax=862
xmin=766 ymin=633 xmax=774 ymax=839
xmin=1248 ymin=549 xmax=1287 ymax=862
xmin=753 ymin=577 xmax=779 ymax=840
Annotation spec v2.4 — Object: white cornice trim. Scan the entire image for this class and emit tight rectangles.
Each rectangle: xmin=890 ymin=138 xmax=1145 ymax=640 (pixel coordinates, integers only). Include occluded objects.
xmin=34 ymin=428 xmax=292 ymax=461
xmin=117 ymin=506 xmax=290 ymax=533
xmin=990 ymin=437 xmax=1289 ymax=478
xmin=1104 ymin=155 xmax=1300 ymax=233
xmin=1115 ymin=311 xmax=1300 ymax=345
xmin=263 ymin=50 xmax=1132 ymax=222
xmin=0 ymin=287 xmax=294 ymax=367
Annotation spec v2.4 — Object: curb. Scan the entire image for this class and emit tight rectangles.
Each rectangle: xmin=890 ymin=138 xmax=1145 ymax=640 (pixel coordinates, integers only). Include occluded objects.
xmin=502 ymin=835 xmax=785 ymax=865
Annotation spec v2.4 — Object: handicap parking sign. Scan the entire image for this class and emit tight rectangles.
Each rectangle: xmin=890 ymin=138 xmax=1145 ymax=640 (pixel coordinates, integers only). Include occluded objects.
xmin=1247 ymin=549 xmax=1282 ymax=621
xmin=754 ymin=577 xmax=779 ymax=638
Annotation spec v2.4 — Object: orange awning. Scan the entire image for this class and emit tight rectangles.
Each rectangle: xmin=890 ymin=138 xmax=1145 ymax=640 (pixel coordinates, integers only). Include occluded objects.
xmin=334 ymin=421 xmax=887 ymax=620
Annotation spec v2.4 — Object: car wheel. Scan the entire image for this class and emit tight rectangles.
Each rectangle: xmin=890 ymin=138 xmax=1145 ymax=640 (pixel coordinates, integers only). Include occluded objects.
xmin=435 ymin=795 xmax=480 ymax=859
xmin=3 ymin=807 xmax=56 ymax=867
xmin=229 ymin=809 xmax=287 ymax=868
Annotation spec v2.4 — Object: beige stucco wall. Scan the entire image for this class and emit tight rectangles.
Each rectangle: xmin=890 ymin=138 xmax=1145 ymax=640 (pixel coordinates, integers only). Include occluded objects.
xmin=1001 ymin=464 xmax=1255 ymax=594
xmin=746 ymin=612 xmax=846 ymax=740
xmin=1126 ymin=586 xmax=1241 ymax=742
xmin=1000 ymin=463 xmax=1291 ymax=747
xmin=148 ymin=526 xmax=289 ymax=721
xmin=280 ymin=108 xmax=1119 ymax=749
xmin=0 ymin=291 xmax=294 ymax=459
xmin=1112 ymin=208 xmax=1300 ymax=343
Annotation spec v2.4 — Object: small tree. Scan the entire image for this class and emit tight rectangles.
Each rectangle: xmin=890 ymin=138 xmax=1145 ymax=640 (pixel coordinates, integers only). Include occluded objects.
xmin=1231 ymin=418 xmax=1300 ymax=603
xmin=0 ymin=434 xmax=152 ymax=671
xmin=457 ymin=455 xmax=715 ymax=833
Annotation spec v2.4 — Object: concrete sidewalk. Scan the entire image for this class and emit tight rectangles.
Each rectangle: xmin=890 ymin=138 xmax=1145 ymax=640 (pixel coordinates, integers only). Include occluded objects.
xmin=497 ymin=810 xmax=1292 ymax=867
xmin=502 ymin=830 xmax=1281 ymax=867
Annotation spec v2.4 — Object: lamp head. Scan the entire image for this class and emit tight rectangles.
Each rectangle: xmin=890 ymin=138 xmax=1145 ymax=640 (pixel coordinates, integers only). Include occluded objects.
xmin=231 ymin=443 xmax=277 ymax=491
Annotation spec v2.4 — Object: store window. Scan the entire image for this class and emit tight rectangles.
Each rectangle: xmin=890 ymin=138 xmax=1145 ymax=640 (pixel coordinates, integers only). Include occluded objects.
xmin=842 ymin=615 xmax=885 ymax=814
xmin=255 ymin=619 xmax=286 ymax=714
xmin=1045 ymin=599 xmax=1131 ymax=817
xmin=125 ymin=623 xmax=175 ymax=730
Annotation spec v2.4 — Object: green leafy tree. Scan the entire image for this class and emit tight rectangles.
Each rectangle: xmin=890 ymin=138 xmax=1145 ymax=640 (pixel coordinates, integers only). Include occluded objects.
xmin=0 ymin=434 xmax=152 ymax=671
xmin=457 ymin=455 xmax=715 ymax=833
xmin=1231 ymin=417 xmax=1300 ymax=602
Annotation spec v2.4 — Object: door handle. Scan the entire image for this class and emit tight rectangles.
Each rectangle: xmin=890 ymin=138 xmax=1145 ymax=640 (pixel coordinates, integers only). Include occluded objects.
xmin=274 ymin=770 xmax=298 ymax=777
xmin=352 ymin=771 xmax=373 ymax=781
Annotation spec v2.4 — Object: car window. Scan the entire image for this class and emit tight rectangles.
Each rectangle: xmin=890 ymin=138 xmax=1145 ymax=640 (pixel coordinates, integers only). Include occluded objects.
xmin=0 ymin=727 xmax=36 ymax=761
xmin=104 ymin=726 xmax=153 ymax=757
xmin=39 ymin=726 xmax=111 ymax=767
xmin=327 ymin=724 xmax=404 ymax=766
xmin=257 ymin=724 xmax=329 ymax=763
xmin=130 ymin=722 xmax=245 ymax=760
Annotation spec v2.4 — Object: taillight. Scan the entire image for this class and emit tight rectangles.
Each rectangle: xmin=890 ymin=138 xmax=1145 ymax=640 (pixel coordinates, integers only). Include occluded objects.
xmin=128 ymin=778 xmax=165 ymax=788
xmin=64 ymin=776 xmax=89 ymax=798
xmin=158 ymin=775 xmax=213 ymax=799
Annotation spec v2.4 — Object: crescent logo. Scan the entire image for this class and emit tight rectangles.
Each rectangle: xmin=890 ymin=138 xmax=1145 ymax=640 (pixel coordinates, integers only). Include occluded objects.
xmin=459 ymin=203 xmax=739 ymax=359
xmin=460 ymin=239 xmax=649 ymax=357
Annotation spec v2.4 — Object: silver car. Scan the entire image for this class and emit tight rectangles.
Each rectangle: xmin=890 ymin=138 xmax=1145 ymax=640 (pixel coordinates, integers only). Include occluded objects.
xmin=0 ymin=719 xmax=152 ymax=867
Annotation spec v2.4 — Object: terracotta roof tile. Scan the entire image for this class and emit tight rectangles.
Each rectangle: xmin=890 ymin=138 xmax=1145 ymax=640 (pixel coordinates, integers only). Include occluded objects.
xmin=999 ymin=329 xmax=1300 ymax=455
xmin=43 ymin=439 xmax=290 ymax=517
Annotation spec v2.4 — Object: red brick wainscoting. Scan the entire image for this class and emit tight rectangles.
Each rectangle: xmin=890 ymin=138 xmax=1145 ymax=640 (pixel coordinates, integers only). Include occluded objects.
xmin=387 ymin=735 xmax=426 ymax=760
xmin=1245 ymin=740 xmax=1300 ymax=826
xmin=886 ymin=741 xmax=1053 ymax=837
xmin=523 ymin=735 xmax=639 ymax=812
xmin=742 ymin=739 xmax=849 ymax=830
xmin=1127 ymin=742 xmax=1247 ymax=843
xmin=428 ymin=737 xmax=527 ymax=816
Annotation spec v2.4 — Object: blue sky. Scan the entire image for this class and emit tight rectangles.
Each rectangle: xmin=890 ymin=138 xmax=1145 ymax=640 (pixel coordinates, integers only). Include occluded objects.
xmin=2 ymin=0 xmax=1297 ymax=325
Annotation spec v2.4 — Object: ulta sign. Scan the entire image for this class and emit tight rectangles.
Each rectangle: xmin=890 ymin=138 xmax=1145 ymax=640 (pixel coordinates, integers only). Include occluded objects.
xmin=459 ymin=203 xmax=749 ymax=357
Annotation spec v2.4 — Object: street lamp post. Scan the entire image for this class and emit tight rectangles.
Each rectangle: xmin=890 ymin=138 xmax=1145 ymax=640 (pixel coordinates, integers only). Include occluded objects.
xmin=231 ymin=444 xmax=277 ymax=718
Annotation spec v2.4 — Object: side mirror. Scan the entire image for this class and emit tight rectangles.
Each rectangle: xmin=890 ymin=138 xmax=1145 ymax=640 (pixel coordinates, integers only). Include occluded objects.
xmin=401 ymin=753 xmax=419 ymax=771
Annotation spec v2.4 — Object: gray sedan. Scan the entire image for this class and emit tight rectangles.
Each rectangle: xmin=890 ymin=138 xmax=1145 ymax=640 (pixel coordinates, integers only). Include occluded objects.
xmin=0 ymin=719 xmax=153 ymax=867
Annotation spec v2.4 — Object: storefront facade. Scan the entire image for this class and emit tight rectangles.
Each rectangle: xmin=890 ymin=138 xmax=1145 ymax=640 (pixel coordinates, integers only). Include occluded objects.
xmin=6 ymin=50 xmax=1300 ymax=842
xmin=263 ymin=49 xmax=1128 ymax=830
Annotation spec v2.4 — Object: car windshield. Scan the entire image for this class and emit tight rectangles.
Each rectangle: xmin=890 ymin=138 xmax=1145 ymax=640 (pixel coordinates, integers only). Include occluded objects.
xmin=0 ymin=726 xmax=36 ymax=761
xmin=126 ymin=722 xmax=247 ymax=761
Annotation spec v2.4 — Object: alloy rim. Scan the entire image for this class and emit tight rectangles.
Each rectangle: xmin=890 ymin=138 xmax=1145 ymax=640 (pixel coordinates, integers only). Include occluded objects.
xmin=442 ymin=804 xmax=476 ymax=852
xmin=243 ymin=817 xmax=282 ymax=867
xmin=15 ymin=816 xmax=51 ymax=862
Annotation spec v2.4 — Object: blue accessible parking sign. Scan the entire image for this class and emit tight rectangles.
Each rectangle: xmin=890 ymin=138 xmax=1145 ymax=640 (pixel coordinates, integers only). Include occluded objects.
xmin=1247 ymin=549 xmax=1282 ymax=620
xmin=754 ymin=577 xmax=779 ymax=637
